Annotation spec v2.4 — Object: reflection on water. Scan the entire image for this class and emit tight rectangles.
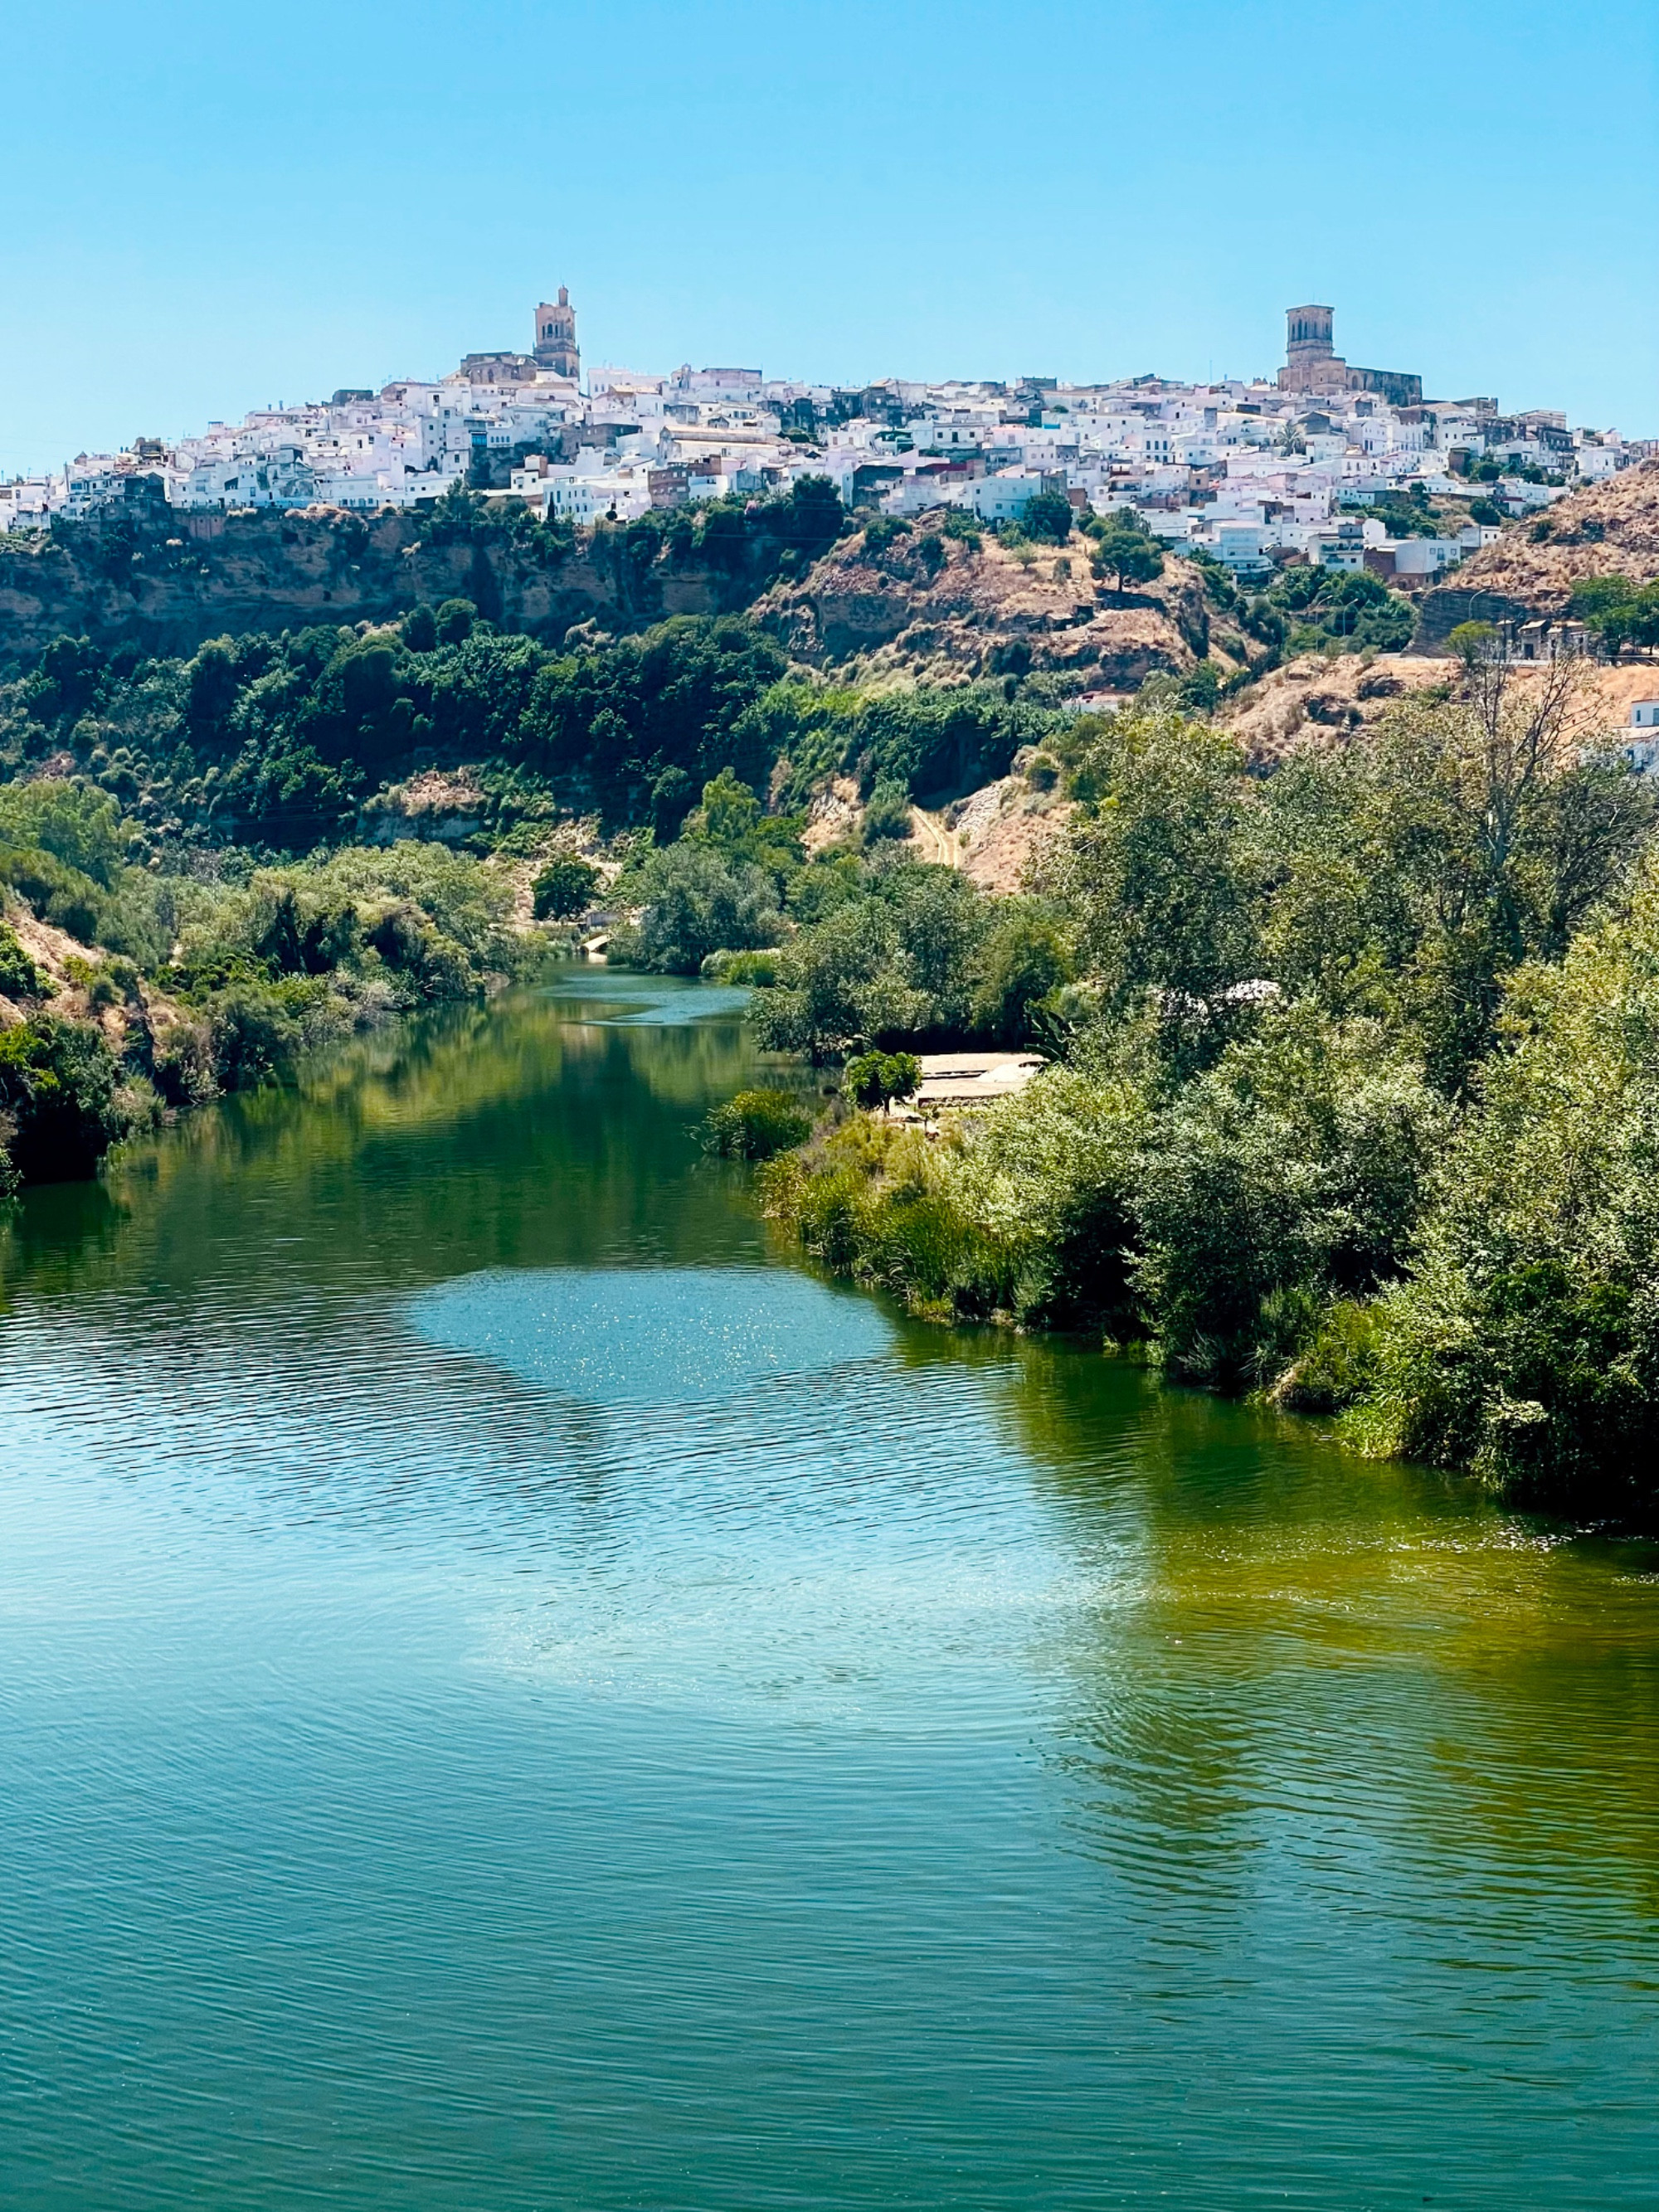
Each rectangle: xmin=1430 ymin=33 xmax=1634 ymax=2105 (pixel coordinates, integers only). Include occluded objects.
xmin=2 ymin=975 xmax=1657 ymax=2210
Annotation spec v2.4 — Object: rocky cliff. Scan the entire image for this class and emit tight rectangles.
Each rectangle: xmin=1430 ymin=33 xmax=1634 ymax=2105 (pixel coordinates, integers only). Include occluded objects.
xmin=0 ymin=507 xmax=742 ymax=669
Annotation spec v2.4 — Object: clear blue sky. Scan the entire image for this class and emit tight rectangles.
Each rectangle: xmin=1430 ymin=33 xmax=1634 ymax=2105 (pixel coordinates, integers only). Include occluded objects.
xmin=3 ymin=0 xmax=1655 ymax=475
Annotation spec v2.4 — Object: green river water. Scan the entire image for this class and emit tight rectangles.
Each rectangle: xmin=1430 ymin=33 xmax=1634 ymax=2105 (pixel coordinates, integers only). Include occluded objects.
xmin=2 ymin=972 xmax=1657 ymax=2210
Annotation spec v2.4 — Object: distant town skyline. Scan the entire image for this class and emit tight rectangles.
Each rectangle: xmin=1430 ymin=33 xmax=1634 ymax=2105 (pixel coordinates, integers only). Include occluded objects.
xmin=2 ymin=0 xmax=1654 ymax=476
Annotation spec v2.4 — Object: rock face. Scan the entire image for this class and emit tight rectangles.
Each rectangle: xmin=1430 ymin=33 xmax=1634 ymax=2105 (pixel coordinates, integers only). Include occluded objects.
xmin=1416 ymin=458 xmax=1659 ymax=647
xmin=0 ymin=508 xmax=743 ymax=669
xmin=0 ymin=502 xmax=1233 ymax=697
xmin=756 ymin=523 xmax=1222 ymax=688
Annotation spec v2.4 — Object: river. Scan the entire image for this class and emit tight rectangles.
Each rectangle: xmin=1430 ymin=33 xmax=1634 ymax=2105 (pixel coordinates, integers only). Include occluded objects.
xmin=2 ymin=974 xmax=1657 ymax=2210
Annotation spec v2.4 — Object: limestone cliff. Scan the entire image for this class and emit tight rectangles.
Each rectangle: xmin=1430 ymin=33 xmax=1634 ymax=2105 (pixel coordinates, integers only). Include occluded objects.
xmin=0 ymin=507 xmax=737 ymax=669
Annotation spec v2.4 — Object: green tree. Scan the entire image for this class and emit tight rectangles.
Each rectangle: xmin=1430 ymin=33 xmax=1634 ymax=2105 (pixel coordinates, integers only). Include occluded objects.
xmin=1020 ymin=492 xmax=1075 ymax=546
xmin=842 ymin=1050 xmax=921 ymax=1109
xmin=1134 ymin=1006 xmax=1447 ymax=1388
xmin=631 ymin=843 xmax=780 ymax=975
xmin=1353 ymin=853 xmax=1659 ymax=1515
xmin=1053 ymin=704 xmax=1258 ymax=1055
xmin=1089 ymin=512 xmax=1165 ymax=597
xmin=750 ymin=898 xmax=930 ymax=1060
xmin=0 ymin=1013 xmax=127 ymax=1186
xmin=1447 ymin=620 xmax=1497 ymax=673
xmin=532 ymin=854 xmax=600 ymax=921
xmin=970 ymin=902 xmax=1073 ymax=1043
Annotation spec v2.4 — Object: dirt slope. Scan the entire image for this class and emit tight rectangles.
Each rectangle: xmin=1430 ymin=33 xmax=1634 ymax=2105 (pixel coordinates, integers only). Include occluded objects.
xmin=1416 ymin=459 xmax=1659 ymax=645
xmin=757 ymin=517 xmax=1230 ymax=690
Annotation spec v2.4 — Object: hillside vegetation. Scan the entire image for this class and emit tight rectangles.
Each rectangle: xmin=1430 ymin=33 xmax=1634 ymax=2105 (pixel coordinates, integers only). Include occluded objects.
xmin=752 ymin=651 xmax=1659 ymax=1523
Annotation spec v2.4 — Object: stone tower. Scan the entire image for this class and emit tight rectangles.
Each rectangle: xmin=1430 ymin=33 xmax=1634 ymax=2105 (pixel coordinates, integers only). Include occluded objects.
xmin=533 ymin=288 xmax=580 ymax=379
xmin=1282 ymin=304 xmax=1336 ymax=386
xmin=1277 ymin=304 xmax=1423 ymax=407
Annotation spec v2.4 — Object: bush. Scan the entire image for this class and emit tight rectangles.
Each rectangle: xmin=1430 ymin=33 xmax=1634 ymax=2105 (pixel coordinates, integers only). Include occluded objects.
xmin=941 ymin=1065 xmax=1146 ymax=1327
xmin=703 ymin=1088 xmax=814 ymax=1159
xmin=701 ymin=948 xmax=780 ymax=984
xmin=207 ymin=984 xmax=307 ymax=1089
xmin=0 ymin=847 xmax=106 ymax=945
xmin=1267 ymin=1299 xmax=1379 ymax=1413
xmin=861 ymin=778 xmax=912 ymax=845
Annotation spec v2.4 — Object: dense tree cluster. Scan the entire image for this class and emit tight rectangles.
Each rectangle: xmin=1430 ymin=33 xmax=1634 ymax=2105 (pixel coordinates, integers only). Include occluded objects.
xmin=0 ymin=774 xmax=531 ymax=1191
xmin=760 ymin=659 xmax=1659 ymax=1517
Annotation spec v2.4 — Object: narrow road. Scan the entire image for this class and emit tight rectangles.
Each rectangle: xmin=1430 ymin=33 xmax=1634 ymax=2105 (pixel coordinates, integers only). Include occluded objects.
xmin=909 ymin=805 xmax=964 ymax=869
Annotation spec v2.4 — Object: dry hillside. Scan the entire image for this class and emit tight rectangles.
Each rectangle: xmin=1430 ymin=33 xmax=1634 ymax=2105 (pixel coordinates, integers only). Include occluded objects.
xmin=1220 ymin=648 xmax=1656 ymax=763
xmin=1419 ymin=458 xmax=1659 ymax=630
xmin=0 ymin=900 xmax=189 ymax=1057
xmin=758 ymin=516 xmax=1235 ymax=690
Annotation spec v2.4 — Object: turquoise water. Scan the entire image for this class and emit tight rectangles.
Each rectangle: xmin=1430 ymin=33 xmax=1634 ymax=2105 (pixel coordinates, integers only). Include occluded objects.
xmin=2 ymin=975 xmax=1657 ymax=2209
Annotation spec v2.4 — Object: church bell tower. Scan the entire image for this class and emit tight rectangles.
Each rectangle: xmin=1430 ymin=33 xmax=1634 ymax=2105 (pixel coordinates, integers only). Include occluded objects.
xmin=533 ymin=288 xmax=580 ymax=379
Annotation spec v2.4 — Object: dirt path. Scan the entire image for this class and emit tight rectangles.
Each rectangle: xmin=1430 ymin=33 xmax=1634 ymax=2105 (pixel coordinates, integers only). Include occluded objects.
xmin=908 ymin=805 xmax=963 ymax=869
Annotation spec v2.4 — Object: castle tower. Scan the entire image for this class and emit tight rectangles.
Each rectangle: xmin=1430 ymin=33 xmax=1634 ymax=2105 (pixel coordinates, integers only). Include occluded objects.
xmin=533 ymin=287 xmax=580 ymax=379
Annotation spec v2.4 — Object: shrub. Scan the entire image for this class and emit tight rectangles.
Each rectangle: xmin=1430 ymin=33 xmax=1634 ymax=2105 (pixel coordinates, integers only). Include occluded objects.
xmin=701 ymin=948 xmax=780 ymax=984
xmin=702 ymin=1087 xmax=813 ymax=1159
xmin=0 ymin=847 xmax=105 ymax=945
xmin=152 ymin=1019 xmax=218 ymax=1110
xmin=206 ymin=984 xmax=306 ymax=1089
xmin=1267 ymin=1299 xmax=1380 ymax=1413
xmin=941 ymin=1065 xmax=1146 ymax=1327
xmin=861 ymin=779 xmax=912 ymax=845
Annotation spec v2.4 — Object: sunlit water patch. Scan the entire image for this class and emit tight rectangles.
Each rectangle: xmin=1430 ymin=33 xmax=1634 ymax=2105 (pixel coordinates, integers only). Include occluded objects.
xmin=410 ymin=1262 xmax=891 ymax=1404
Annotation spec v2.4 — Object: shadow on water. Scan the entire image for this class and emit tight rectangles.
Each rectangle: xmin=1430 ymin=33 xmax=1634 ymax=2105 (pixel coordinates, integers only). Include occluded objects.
xmin=980 ymin=1331 xmax=1659 ymax=1925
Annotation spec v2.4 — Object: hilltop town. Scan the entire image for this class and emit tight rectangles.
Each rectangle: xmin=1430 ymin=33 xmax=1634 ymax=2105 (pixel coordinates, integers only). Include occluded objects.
xmin=3 ymin=298 xmax=1652 ymax=597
